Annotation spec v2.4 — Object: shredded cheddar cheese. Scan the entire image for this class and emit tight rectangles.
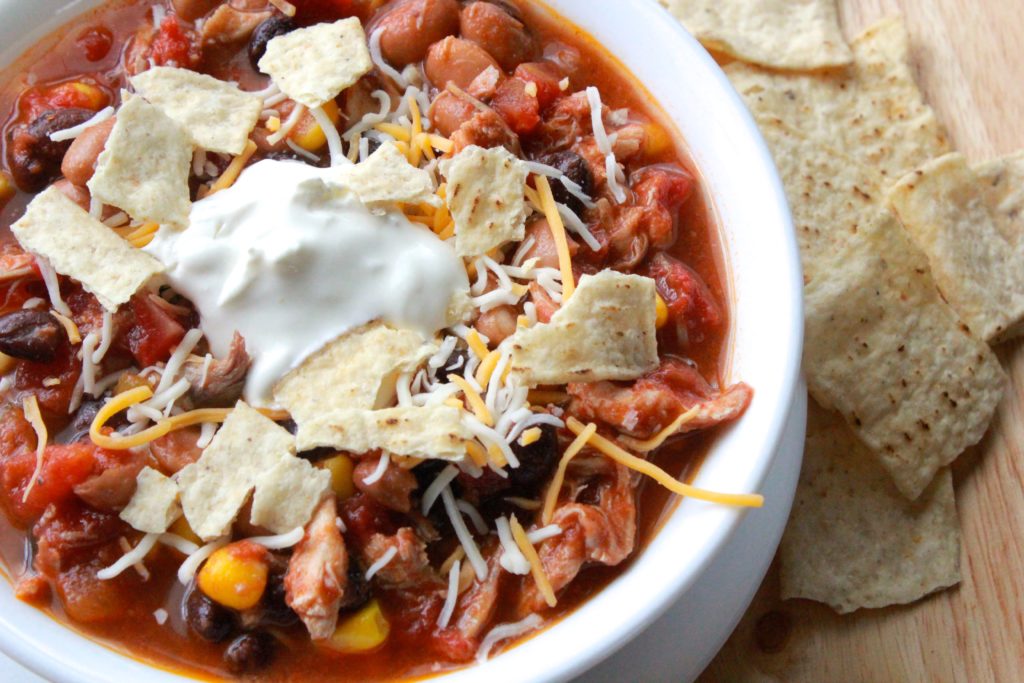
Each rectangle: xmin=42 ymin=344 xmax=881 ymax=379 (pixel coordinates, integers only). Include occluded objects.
xmin=526 ymin=390 xmax=570 ymax=405
xmin=519 ymin=427 xmax=542 ymax=446
xmin=465 ymin=441 xmax=488 ymax=467
xmin=205 ymin=140 xmax=258 ymax=197
xmin=465 ymin=328 xmax=489 ymax=360
xmin=375 ymin=122 xmax=411 ymax=142
xmin=534 ymin=175 xmax=574 ymax=299
xmin=126 ymin=222 xmax=159 ymax=249
xmin=50 ymin=310 xmax=81 ymax=344
xmin=450 ymin=375 xmax=494 ymax=427
xmin=509 ymin=514 xmax=556 ymax=607
xmin=566 ymin=418 xmax=764 ymax=508
xmin=541 ymin=422 xmax=596 ymax=525
xmin=487 ymin=442 xmax=507 ymax=468
xmin=655 ymin=293 xmax=668 ymax=329
xmin=618 ymin=406 xmax=700 ymax=453
xmin=21 ymin=395 xmax=47 ymax=504
xmin=475 ymin=349 xmax=502 ymax=390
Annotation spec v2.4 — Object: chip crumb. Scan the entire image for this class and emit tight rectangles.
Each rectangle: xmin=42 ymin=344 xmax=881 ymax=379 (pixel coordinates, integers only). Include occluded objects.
xmin=250 ymin=456 xmax=331 ymax=534
xmin=329 ymin=141 xmax=439 ymax=207
xmin=120 ymin=467 xmax=181 ymax=534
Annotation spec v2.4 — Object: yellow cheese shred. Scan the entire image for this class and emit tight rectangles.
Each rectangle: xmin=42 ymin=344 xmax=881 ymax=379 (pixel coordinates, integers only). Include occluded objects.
xmin=465 ymin=328 xmax=489 ymax=360
xmin=526 ymin=390 xmax=570 ymax=405
xmin=205 ymin=140 xmax=258 ymax=197
xmin=541 ymin=422 xmax=596 ymax=525
xmin=519 ymin=427 xmax=542 ymax=446
xmin=450 ymin=376 xmax=494 ymax=427
xmin=465 ymin=441 xmax=488 ymax=468
xmin=374 ymin=122 xmax=411 ymax=142
xmin=427 ymin=134 xmax=454 ymax=154
xmin=510 ymin=514 xmax=556 ymax=607
xmin=408 ymin=94 xmax=424 ymax=166
xmin=126 ymin=222 xmax=159 ymax=249
xmin=618 ymin=406 xmax=700 ymax=453
xmin=487 ymin=442 xmax=507 ymax=468
xmin=533 ymin=176 xmax=575 ymax=299
xmin=475 ymin=349 xmax=502 ymax=390
xmin=90 ymin=386 xmax=288 ymax=450
xmin=566 ymin=418 xmax=764 ymax=508
xmin=50 ymin=311 xmax=81 ymax=345
xmin=21 ymin=395 xmax=47 ymax=504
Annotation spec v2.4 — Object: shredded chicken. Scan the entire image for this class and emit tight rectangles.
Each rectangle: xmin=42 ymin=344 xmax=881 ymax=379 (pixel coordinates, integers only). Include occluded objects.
xmin=568 ymin=358 xmax=753 ymax=439
xmin=200 ymin=5 xmax=272 ymax=48
xmin=450 ymin=108 xmax=521 ymax=156
xmin=285 ymin=496 xmax=348 ymax=640
xmin=354 ymin=455 xmax=418 ymax=513
xmin=361 ymin=528 xmax=441 ymax=588
xmin=182 ymin=332 xmax=251 ymax=408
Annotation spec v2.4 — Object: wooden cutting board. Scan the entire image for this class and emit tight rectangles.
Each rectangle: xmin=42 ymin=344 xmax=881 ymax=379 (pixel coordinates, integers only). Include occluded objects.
xmin=698 ymin=1 xmax=1024 ymax=681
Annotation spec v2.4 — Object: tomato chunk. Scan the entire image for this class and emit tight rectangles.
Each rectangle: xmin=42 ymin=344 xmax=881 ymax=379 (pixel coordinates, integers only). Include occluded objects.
xmin=76 ymin=26 xmax=114 ymax=62
xmin=150 ymin=16 xmax=197 ymax=68
xmin=126 ymin=294 xmax=186 ymax=368
xmin=513 ymin=62 xmax=563 ymax=111
xmin=642 ymin=251 xmax=722 ymax=344
xmin=491 ymin=77 xmax=541 ymax=136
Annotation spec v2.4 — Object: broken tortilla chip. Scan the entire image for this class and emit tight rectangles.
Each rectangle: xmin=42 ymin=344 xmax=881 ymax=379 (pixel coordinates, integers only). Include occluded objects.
xmin=779 ymin=402 xmax=961 ymax=613
xmin=660 ymin=0 xmax=851 ymax=71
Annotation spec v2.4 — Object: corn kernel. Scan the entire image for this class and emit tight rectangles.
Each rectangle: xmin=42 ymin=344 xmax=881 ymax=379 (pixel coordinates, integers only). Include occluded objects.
xmin=69 ymin=82 xmax=108 ymax=111
xmin=655 ymin=293 xmax=669 ymax=329
xmin=325 ymin=600 xmax=390 ymax=653
xmin=0 ymin=352 xmax=15 ymax=375
xmin=642 ymin=121 xmax=673 ymax=158
xmin=169 ymin=516 xmax=202 ymax=547
xmin=114 ymin=372 xmax=152 ymax=396
xmin=320 ymin=454 xmax=356 ymax=500
xmin=0 ymin=172 xmax=15 ymax=207
xmin=197 ymin=542 xmax=269 ymax=610
xmin=293 ymin=100 xmax=340 ymax=152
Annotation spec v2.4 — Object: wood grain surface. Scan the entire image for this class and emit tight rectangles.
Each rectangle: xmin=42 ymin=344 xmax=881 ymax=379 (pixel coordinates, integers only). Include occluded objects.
xmin=698 ymin=2 xmax=1024 ymax=681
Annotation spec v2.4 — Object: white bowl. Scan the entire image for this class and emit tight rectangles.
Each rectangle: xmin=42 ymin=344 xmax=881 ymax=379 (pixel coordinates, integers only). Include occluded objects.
xmin=0 ymin=1 xmax=804 ymax=681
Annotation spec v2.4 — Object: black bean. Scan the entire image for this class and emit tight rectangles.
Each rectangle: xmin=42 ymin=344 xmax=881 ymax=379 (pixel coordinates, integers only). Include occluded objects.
xmin=338 ymin=562 xmax=371 ymax=613
xmin=262 ymin=149 xmax=328 ymax=168
xmin=248 ymin=16 xmax=297 ymax=69
xmin=535 ymin=150 xmax=593 ymax=215
xmin=183 ymin=582 xmax=235 ymax=643
xmin=0 ymin=310 xmax=67 ymax=362
xmin=507 ymin=423 xmax=558 ymax=493
xmin=434 ymin=348 xmax=469 ymax=384
xmin=224 ymin=631 xmax=275 ymax=674
xmin=259 ymin=573 xmax=299 ymax=628
xmin=7 ymin=108 xmax=95 ymax=192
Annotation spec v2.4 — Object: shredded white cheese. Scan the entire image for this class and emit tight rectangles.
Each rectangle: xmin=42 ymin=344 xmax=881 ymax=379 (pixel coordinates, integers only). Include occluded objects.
xmin=496 ymin=516 xmax=530 ymax=575
xmin=368 ymin=28 xmax=408 ymax=89
xmin=97 ymin=533 xmax=160 ymax=580
xmin=364 ymin=546 xmax=398 ymax=581
xmin=421 ymin=464 xmax=459 ymax=515
xmin=48 ymin=106 xmax=115 ymax=143
xmin=585 ymin=86 xmax=627 ymax=203
xmin=476 ymin=614 xmax=543 ymax=662
xmin=310 ymin=104 xmax=348 ymax=166
xmin=362 ymin=453 xmax=391 ymax=486
xmin=441 ymin=486 xmax=487 ymax=580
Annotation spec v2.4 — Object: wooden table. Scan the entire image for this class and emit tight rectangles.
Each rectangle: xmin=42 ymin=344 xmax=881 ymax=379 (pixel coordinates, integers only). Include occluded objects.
xmin=698 ymin=2 xmax=1024 ymax=681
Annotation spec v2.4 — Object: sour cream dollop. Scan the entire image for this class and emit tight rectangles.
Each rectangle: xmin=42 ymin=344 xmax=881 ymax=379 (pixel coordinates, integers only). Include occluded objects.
xmin=145 ymin=159 xmax=468 ymax=405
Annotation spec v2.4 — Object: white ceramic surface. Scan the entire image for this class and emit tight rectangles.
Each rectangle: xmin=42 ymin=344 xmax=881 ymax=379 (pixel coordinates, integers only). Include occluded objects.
xmin=0 ymin=1 xmax=804 ymax=681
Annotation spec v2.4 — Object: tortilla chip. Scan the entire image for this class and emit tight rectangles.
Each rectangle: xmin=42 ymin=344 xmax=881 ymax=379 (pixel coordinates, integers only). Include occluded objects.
xmin=88 ymin=95 xmax=193 ymax=228
xmin=804 ymin=206 xmax=1005 ymax=499
xmin=11 ymin=187 xmax=164 ymax=311
xmin=296 ymin=404 xmax=471 ymax=459
xmin=442 ymin=145 xmax=528 ymax=258
xmin=726 ymin=16 xmax=950 ymax=179
xmin=660 ymin=0 xmax=851 ymax=70
xmin=973 ymin=151 xmax=1024 ymax=249
xmin=250 ymin=456 xmax=330 ymax=534
xmin=131 ymin=66 xmax=263 ymax=155
xmin=329 ymin=141 xmax=439 ymax=207
xmin=779 ymin=403 xmax=960 ymax=613
xmin=176 ymin=402 xmax=294 ymax=541
xmin=119 ymin=467 xmax=180 ymax=534
xmin=888 ymin=153 xmax=1024 ymax=342
xmin=273 ymin=322 xmax=436 ymax=425
xmin=258 ymin=18 xmax=372 ymax=109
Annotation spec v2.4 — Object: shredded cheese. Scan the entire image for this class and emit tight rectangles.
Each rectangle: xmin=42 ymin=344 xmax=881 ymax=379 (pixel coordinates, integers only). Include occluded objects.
xmin=177 ymin=538 xmax=227 ymax=585
xmin=496 ymin=516 xmax=530 ymax=575
xmin=526 ymin=524 xmax=563 ymax=545
xmin=476 ymin=614 xmax=543 ymax=663
xmin=441 ymin=486 xmax=487 ymax=580
xmin=48 ymin=105 xmax=115 ymax=143
xmin=37 ymin=258 xmax=71 ymax=317
xmin=618 ymin=406 xmax=701 ymax=453
xmin=585 ymin=86 xmax=627 ymax=203
xmin=310 ymin=105 xmax=347 ymax=166
xmin=519 ymin=427 xmax=542 ymax=446
xmin=421 ymin=464 xmax=459 ymax=515
xmin=541 ymin=422 xmax=596 ymax=525
xmin=50 ymin=310 xmax=81 ymax=344
xmin=365 ymin=546 xmax=398 ymax=581
xmin=475 ymin=349 xmax=502 ymax=390
xmin=97 ymin=532 xmax=159 ymax=580
xmin=268 ymin=0 xmax=297 ymax=16
xmin=362 ymin=453 xmax=391 ymax=486
xmin=205 ymin=140 xmax=257 ymax=196
xmin=509 ymin=514 xmax=556 ymax=607
xmin=437 ymin=558 xmax=462 ymax=628
xmin=465 ymin=328 xmax=490 ymax=360
xmin=440 ymin=545 xmax=465 ymax=575
xmin=566 ymin=417 xmax=764 ymax=507
xmin=451 ymin=375 xmax=494 ymax=427
xmin=534 ymin=176 xmax=575 ymax=299
xmin=21 ymin=395 xmax=47 ymax=504
xmin=247 ymin=527 xmax=305 ymax=550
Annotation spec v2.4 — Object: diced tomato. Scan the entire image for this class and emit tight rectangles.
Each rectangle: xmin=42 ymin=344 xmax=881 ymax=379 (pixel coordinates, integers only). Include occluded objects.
xmin=340 ymin=493 xmax=400 ymax=547
xmin=19 ymin=81 xmax=109 ymax=121
xmin=13 ymin=343 xmax=80 ymax=418
xmin=491 ymin=78 xmax=541 ymax=136
xmin=76 ymin=26 xmax=113 ymax=62
xmin=292 ymin=0 xmax=367 ymax=24
xmin=513 ymin=62 xmax=563 ymax=111
xmin=126 ymin=294 xmax=186 ymax=368
xmin=32 ymin=499 xmax=124 ymax=574
xmin=642 ymin=251 xmax=722 ymax=344
xmin=632 ymin=165 xmax=695 ymax=214
xmin=150 ymin=16 xmax=197 ymax=68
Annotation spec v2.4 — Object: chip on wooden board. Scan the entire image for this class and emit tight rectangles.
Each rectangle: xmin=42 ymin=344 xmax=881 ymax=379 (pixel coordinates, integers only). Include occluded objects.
xmin=250 ymin=456 xmax=331 ymax=534
xmin=973 ymin=151 xmax=1024 ymax=242
xmin=11 ymin=186 xmax=164 ymax=311
xmin=888 ymin=153 xmax=1024 ymax=343
xmin=725 ymin=16 xmax=950 ymax=180
xmin=659 ymin=0 xmax=851 ymax=71
xmin=176 ymin=402 xmax=295 ymax=541
xmin=442 ymin=145 xmax=529 ymax=258
xmin=780 ymin=403 xmax=961 ymax=613
xmin=119 ymin=467 xmax=181 ymax=534
xmin=509 ymin=270 xmax=659 ymax=385
xmin=258 ymin=18 xmax=372 ymax=109
xmin=329 ymin=141 xmax=439 ymax=207
xmin=295 ymin=404 xmax=471 ymax=458
xmin=804 ymin=207 xmax=1005 ymax=500
xmin=130 ymin=66 xmax=264 ymax=155
xmin=273 ymin=322 xmax=437 ymax=426
xmin=88 ymin=95 xmax=193 ymax=228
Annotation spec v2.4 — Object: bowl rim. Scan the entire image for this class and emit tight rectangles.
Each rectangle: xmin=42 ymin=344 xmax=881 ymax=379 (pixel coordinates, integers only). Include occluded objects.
xmin=0 ymin=1 xmax=804 ymax=682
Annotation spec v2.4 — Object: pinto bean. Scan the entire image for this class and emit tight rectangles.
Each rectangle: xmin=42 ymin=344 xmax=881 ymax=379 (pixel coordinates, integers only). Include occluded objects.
xmin=52 ymin=178 xmax=91 ymax=211
xmin=61 ymin=117 xmax=115 ymax=187
xmin=171 ymin=0 xmax=220 ymax=22
xmin=460 ymin=1 xmax=535 ymax=72
xmin=374 ymin=0 xmax=460 ymax=67
xmin=424 ymin=36 xmax=501 ymax=90
xmin=0 ymin=310 xmax=66 ymax=362
xmin=473 ymin=304 xmax=517 ymax=345
xmin=428 ymin=91 xmax=477 ymax=137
